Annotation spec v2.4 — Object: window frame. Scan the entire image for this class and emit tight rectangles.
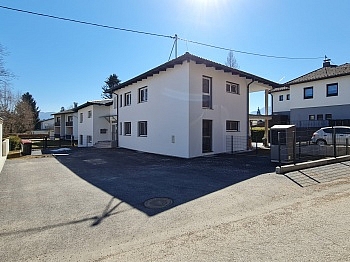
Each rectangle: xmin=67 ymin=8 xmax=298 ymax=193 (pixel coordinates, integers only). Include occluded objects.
xmin=309 ymin=115 xmax=315 ymax=120
xmin=124 ymin=92 xmax=131 ymax=106
xmin=325 ymin=114 xmax=332 ymax=120
xmin=138 ymin=86 xmax=148 ymax=103
xmin=88 ymin=110 xmax=92 ymax=118
xmin=124 ymin=122 xmax=131 ymax=136
xmin=279 ymin=95 xmax=284 ymax=101
xmin=304 ymin=87 xmax=313 ymax=99
xmin=79 ymin=112 xmax=83 ymax=123
xmin=202 ymin=76 xmax=212 ymax=109
xmin=138 ymin=121 xmax=147 ymax=137
xmin=326 ymin=83 xmax=338 ymax=97
xmin=226 ymin=81 xmax=240 ymax=94
xmin=100 ymin=129 xmax=107 ymax=134
xmin=286 ymin=94 xmax=290 ymax=100
xmin=226 ymin=120 xmax=240 ymax=132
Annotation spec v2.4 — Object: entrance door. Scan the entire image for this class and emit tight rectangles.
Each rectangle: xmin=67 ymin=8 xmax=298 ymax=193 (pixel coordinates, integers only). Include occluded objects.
xmin=202 ymin=120 xmax=212 ymax=153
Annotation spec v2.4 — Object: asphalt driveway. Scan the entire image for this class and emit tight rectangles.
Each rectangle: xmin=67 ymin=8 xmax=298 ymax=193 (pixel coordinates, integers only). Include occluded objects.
xmin=1 ymin=148 xmax=349 ymax=261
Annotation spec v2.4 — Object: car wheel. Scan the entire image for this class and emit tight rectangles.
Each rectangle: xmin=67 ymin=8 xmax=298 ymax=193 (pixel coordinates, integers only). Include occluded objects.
xmin=316 ymin=139 xmax=327 ymax=146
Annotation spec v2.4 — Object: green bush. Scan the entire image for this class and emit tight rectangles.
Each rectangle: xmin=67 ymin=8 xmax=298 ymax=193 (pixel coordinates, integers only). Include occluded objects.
xmin=8 ymin=136 xmax=22 ymax=151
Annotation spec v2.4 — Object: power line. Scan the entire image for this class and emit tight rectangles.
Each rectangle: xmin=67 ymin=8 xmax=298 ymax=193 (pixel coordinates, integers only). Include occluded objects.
xmin=178 ymin=37 xmax=323 ymax=60
xmin=0 ymin=5 xmax=323 ymax=61
xmin=0 ymin=5 xmax=174 ymax=39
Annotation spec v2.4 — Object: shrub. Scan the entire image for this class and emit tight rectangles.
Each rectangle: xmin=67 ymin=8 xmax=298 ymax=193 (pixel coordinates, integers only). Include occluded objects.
xmin=8 ymin=136 xmax=22 ymax=151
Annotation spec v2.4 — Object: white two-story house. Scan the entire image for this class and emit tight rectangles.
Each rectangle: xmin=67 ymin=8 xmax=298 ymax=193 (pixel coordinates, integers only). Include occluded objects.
xmin=52 ymin=108 xmax=78 ymax=140
xmin=271 ymin=59 xmax=350 ymax=127
xmin=77 ymin=99 xmax=113 ymax=147
xmin=107 ymin=52 xmax=278 ymax=158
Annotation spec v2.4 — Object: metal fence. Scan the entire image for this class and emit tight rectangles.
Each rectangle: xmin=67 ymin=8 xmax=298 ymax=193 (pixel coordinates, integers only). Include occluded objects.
xmin=274 ymin=130 xmax=350 ymax=166
xmin=226 ymin=135 xmax=248 ymax=154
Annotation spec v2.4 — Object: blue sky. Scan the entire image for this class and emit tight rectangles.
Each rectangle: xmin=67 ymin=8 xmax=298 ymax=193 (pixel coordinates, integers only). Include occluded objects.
xmin=1 ymin=0 xmax=349 ymax=115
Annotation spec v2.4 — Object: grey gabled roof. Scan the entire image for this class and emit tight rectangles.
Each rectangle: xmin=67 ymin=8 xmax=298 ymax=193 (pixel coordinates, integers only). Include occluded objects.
xmin=286 ymin=63 xmax=350 ymax=85
xmin=107 ymin=52 xmax=280 ymax=93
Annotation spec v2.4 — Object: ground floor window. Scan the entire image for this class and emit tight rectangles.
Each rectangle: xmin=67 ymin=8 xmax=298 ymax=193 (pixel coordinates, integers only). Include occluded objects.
xmin=226 ymin=120 xmax=240 ymax=132
xmin=100 ymin=129 xmax=107 ymax=134
xmin=87 ymin=135 xmax=92 ymax=144
xmin=124 ymin=122 xmax=131 ymax=135
xmin=138 ymin=121 xmax=147 ymax=136
xmin=79 ymin=135 xmax=83 ymax=145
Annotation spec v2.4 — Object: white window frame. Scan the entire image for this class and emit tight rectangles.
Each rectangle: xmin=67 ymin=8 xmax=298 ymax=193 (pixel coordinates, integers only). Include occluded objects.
xmin=226 ymin=120 xmax=240 ymax=132
xmin=125 ymin=92 xmax=131 ymax=106
xmin=138 ymin=121 xmax=147 ymax=137
xmin=279 ymin=95 xmax=284 ymax=101
xmin=124 ymin=122 xmax=131 ymax=136
xmin=88 ymin=110 xmax=92 ymax=118
xmin=226 ymin=82 xmax=240 ymax=94
xmin=80 ymin=113 xmax=83 ymax=123
xmin=202 ymin=76 xmax=212 ymax=109
xmin=139 ymin=87 xmax=148 ymax=103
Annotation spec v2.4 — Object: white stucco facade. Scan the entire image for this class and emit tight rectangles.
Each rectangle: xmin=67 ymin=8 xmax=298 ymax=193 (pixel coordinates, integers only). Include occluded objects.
xmin=112 ymin=55 xmax=274 ymax=158
xmin=77 ymin=101 xmax=112 ymax=147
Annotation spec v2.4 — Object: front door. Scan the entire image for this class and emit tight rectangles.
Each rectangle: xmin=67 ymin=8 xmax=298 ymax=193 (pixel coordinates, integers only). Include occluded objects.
xmin=202 ymin=120 xmax=212 ymax=153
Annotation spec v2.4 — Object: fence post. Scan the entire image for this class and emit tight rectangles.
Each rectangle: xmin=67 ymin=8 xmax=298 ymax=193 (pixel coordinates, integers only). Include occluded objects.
xmin=278 ymin=131 xmax=281 ymax=167
xmin=332 ymin=127 xmax=337 ymax=157
xmin=346 ymin=138 xmax=349 ymax=155
xmin=298 ymin=137 xmax=301 ymax=159
xmin=293 ymin=131 xmax=296 ymax=163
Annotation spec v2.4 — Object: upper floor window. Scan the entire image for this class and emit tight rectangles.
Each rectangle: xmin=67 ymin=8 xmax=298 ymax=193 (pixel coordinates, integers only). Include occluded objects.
xmin=226 ymin=120 xmax=240 ymax=132
xmin=286 ymin=94 xmax=290 ymax=100
xmin=279 ymin=95 xmax=283 ymax=101
xmin=88 ymin=110 xmax=92 ymax=118
xmin=80 ymin=113 xmax=83 ymax=123
xmin=119 ymin=94 xmax=123 ymax=107
xmin=226 ymin=82 xmax=240 ymax=94
xmin=138 ymin=87 xmax=148 ymax=103
xmin=304 ymin=87 xmax=313 ymax=99
xmin=202 ymin=76 xmax=212 ymax=109
xmin=124 ymin=92 xmax=131 ymax=106
xmin=327 ymin=83 xmax=338 ymax=97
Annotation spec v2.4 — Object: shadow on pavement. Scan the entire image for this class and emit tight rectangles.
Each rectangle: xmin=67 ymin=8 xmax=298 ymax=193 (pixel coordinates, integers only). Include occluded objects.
xmin=53 ymin=147 xmax=276 ymax=216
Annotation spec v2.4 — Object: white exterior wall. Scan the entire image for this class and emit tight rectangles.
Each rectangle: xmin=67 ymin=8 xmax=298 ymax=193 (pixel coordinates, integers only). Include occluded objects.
xmin=188 ymin=62 xmax=248 ymax=157
xmin=92 ymin=105 xmax=111 ymax=143
xmin=78 ymin=105 xmax=111 ymax=147
xmin=115 ymin=63 xmax=190 ymax=158
xmin=290 ymin=75 xmax=350 ymax=109
xmin=272 ymin=90 xmax=290 ymax=113
xmin=78 ymin=106 xmax=94 ymax=147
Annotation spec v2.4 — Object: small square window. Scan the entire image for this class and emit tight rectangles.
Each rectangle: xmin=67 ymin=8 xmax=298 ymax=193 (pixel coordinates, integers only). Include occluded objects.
xmin=100 ymin=129 xmax=107 ymax=134
xmin=138 ymin=121 xmax=147 ymax=136
xmin=304 ymin=87 xmax=313 ymax=99
xmin=286 ymin=94 xmax=290 ymax=100
xmin=327 ymin=83 xmax=338 ymax=97
xmin=226 ymin=82 xmax=240 ymax=94
xmin=309 ymin=115 xmax=315 ymax=120
xmin=325 ymin=114 xmax=332 ymax=120
xmin=226 ymin=120 xmax=239 ymax=131
xmin=279 ymin=95 xmax=283 ymax=101
xmin=317 ymin=114 xmax=323 ymax=120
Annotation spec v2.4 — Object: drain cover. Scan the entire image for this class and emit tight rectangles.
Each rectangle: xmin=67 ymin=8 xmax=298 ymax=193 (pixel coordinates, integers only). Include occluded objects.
xmin=144 ymin=197 xmax=173 ymax=209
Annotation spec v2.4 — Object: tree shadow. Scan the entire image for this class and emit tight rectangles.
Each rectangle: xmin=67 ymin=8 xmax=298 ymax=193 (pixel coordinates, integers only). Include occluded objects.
xmin=54 ymin=148 xmax=276 ymax=217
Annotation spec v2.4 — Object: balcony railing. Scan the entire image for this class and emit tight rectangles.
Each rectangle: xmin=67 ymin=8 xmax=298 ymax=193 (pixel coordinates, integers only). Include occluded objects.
xmin=54 ymin=121 xmax=60 ymax=126
xmin=66 ymin=121 xmax=73 ymax=127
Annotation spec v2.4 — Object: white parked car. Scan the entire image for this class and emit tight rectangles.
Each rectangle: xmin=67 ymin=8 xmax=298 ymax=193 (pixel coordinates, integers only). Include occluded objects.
xmin=311 ymin=126 xmax=350 ymax=145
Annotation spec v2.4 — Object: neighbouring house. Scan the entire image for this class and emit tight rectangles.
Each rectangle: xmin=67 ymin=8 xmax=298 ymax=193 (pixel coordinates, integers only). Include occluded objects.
xmin=107 ymin=52 xmax=278 ymax=158
xmin=38 ymin=118 xmax=54 ymax=131
xmin=271 ymin=58 xmax=350 ymax=127
xmin=52 ymin=107 xmax=78 ymax=140
xmin=76 ymin=99 xmax=114 ymax=147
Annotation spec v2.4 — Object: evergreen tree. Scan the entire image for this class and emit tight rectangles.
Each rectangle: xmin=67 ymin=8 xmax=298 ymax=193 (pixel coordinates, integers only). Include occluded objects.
xmin=102 ymin=74 xmax=121 ymax=99
xmin=21 ymin=92 xmax=40 ymax=130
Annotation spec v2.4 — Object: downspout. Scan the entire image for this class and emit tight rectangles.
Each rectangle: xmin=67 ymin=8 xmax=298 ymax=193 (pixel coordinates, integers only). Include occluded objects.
xmin=247 ymin=79 xmax=255 ymax=150
xmin=113 ymin=92 xmax=119 ymax=148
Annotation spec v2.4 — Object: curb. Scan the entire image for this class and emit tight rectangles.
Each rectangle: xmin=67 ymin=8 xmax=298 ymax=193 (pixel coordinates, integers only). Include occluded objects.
xmin=276 ymin=155 xmax=350 ymax=174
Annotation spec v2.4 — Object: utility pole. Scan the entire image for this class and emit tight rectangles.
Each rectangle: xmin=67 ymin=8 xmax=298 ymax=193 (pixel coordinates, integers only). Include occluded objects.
xmin=175 ymin=34 xmax=178 ymax=58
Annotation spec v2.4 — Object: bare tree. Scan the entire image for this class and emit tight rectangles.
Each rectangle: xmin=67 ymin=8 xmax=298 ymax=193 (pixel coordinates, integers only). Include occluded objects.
xmin=225 ymin=51 xmax=239 ymax=69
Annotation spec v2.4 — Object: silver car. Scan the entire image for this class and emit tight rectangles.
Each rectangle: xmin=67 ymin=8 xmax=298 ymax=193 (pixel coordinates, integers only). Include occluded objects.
xmin=311 ymin=126 xmax=350 ymax=145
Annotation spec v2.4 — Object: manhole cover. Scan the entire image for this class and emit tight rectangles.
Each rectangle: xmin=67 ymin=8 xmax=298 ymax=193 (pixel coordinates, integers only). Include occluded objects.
xmin=144 ymin=197 xmax=173 ymax=209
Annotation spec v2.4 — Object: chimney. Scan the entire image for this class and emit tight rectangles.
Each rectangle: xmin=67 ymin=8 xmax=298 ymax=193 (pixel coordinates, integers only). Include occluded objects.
xmin=73 ymin=102 xmax=78 ymax=108
xmin=323 ymin=56 xmax=331 ymax=68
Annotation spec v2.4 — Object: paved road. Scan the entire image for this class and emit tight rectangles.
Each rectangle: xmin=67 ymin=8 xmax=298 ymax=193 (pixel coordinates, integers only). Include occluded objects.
xmin=0 ymin=148 xmax=349 ymax=261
